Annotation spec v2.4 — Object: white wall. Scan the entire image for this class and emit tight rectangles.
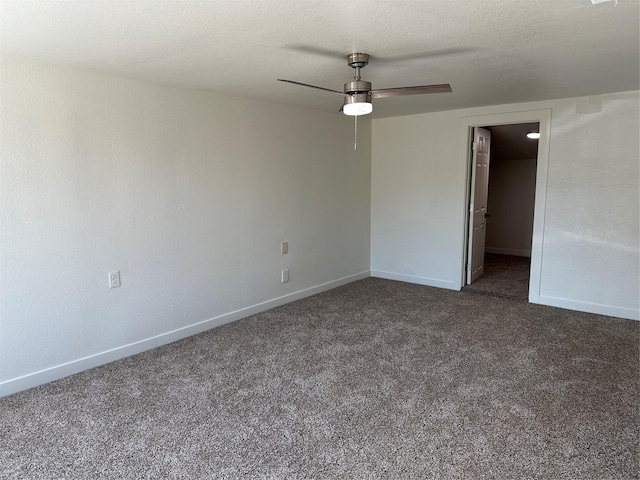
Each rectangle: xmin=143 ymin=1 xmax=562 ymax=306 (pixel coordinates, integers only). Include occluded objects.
xmin=370 ymin=113 xmax=461 ymax=289
xmin=485 ymin=157 xmax=537 ymax=257
xmin=372 ymin=91 xmax=639 ymax=320
xmin=0 ymin=63 xmax=371 ymax=396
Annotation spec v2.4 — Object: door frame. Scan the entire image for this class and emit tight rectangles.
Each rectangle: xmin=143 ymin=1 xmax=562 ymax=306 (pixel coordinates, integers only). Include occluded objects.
xmin=457 ymin=109 xmax=552 ymax=303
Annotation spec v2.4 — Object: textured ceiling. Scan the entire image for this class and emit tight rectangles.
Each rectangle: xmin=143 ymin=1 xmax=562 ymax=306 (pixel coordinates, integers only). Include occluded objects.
xmin=1 ymin=0 xmax=638 ymax=118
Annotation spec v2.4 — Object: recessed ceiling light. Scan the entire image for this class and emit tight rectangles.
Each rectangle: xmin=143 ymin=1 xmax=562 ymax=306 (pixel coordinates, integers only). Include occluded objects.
xmin=527 ymin=132 xmax=540 ymax=139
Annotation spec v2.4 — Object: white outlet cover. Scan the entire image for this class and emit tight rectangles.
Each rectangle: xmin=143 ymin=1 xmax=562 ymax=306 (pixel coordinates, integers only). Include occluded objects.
xmin=109 ymin=271 xmax=121 ymax=288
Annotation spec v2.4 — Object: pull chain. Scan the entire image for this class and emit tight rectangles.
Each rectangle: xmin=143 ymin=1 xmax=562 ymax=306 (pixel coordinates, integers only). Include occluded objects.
xmin=354 ymin=114 xmax=358 ymax=151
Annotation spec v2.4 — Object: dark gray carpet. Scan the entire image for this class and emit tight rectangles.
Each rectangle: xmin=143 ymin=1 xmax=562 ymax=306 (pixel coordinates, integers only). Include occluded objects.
xmin=465 ymin=253 xmax=531 ymax=300
xmin=1 ymin=278 xmax=638 ymax=479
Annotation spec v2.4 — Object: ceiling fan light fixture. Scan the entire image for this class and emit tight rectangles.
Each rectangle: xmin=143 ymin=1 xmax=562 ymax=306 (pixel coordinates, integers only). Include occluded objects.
xmin=343 ymin=93 xmax=373 ymax=116
xmin=343 ymin=102 xmax=373 ymax=116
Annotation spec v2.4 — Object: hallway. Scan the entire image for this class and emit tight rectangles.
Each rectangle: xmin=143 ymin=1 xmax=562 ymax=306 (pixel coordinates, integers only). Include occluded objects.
xmin=464 ymin=253 xmax=530 ymax=300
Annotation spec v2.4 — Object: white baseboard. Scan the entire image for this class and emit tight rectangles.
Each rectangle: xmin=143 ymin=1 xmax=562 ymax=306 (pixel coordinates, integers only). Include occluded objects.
xmin=485 ymin=247 xmax=531 ymax=257
xmin=0 ymin=271 xmax=371 ymax=398
xmin=535 ymin=295 xmax=639 ymax=321
xmin=370 ymin=270 xmax=455 ymax=290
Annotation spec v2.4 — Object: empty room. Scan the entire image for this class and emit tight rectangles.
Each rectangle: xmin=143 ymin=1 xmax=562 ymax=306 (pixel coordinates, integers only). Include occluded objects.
xmin=1 ymin=1 xmax=638 ymax=478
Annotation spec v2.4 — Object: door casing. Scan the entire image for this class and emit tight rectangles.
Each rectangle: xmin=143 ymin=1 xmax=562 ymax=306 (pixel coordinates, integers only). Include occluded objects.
xmin=457 ymin=109 xmax=552 ymax=303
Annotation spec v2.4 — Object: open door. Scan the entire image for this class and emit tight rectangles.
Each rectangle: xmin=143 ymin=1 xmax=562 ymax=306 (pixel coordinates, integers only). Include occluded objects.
xmin=466 ymin=127 xmax=491 ymax=284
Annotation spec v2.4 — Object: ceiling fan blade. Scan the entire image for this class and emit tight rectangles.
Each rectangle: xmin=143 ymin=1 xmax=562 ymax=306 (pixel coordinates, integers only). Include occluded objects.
xmin=370 ymin=84 xmax=452 ymax=99
xmin=277 ymin=79 xmax=346 ymax=96
xmin=374 ymin=47 xmax=477 ymax=63
xmin=284 ymin=46 xmax=477 ymax=63
xmin=282 ymin=45 xmax=346 ymax=59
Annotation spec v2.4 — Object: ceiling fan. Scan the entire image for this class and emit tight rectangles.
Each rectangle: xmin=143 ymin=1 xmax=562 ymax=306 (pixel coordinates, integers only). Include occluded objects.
xmin=277 ymin=52 xmax=452 ymax=116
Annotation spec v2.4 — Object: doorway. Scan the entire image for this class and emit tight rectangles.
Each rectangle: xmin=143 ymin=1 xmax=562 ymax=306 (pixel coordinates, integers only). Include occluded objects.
xmin=465 ymin=123 xmax=539 ymax=299
xmin=457 ymin=109 xmax=551 ymax=303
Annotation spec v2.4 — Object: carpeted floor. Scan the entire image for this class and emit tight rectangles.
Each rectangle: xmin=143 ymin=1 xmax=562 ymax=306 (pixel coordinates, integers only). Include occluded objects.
xmin=1 ymin=278 xmax=638 ymax=479
xmin=464 ymin=253 xmax=531 ymax=300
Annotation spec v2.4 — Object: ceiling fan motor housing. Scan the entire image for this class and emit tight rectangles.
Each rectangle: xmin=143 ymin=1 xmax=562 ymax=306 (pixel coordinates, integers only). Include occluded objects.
xmin=344 ymin=80 xmax=372 ymax=94
xmin=343 ymin=92 xmax=371 ymax=108
xmin=343 ymin=79 xmax=372 ymax=110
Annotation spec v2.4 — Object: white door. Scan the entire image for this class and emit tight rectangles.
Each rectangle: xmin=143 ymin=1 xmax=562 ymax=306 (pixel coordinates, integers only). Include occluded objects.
xmin=467 ymin=127 xmax=491 ymax=284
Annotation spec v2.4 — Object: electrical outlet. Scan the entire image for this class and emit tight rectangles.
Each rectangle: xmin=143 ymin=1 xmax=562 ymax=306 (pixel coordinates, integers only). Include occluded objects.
xmin=281 ymin=241 xmax=288 ymax=255
xmin=109 ymin=271 xmax=121 ymax=288
xmin=281 ymin=269 xmax=289 ymax=283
